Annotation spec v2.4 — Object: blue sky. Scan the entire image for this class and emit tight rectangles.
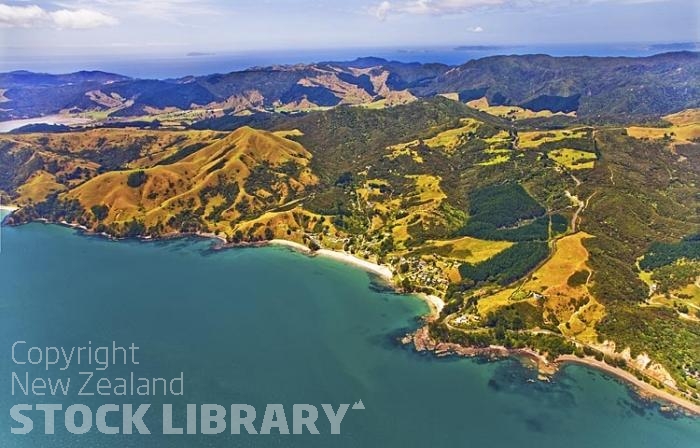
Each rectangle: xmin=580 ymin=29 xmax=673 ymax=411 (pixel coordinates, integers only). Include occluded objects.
xmin=0 ymin=0 xmax=698 ymax=55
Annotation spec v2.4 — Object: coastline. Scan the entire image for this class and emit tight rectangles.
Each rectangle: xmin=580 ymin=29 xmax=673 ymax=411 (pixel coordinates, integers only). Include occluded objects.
xmin=415 ymin=293 xmax=445 ymax=316
xmin=269 ymin=238 xmax=312 ymax=253
xmin=12 ymin=221 xmax=444 ymax=319
xmin=268 ymin=239 xmax=394 ymax=280
xmin=555 ymin=355 xmax=700 ymax=415
xmin=315 ymin=248 xmax=393 ymax=281
xmin=411 ymin=325 xmax=700 ymax=416
xmin=7 ymin=218 xmax=694 ymax=414
xmin=0 ymin=205 xmax=18 ymax=224
xmin=10 ymin=219 xmax=440 ymax=316
xmin=268 ymin=239 xmax=444 ymax=317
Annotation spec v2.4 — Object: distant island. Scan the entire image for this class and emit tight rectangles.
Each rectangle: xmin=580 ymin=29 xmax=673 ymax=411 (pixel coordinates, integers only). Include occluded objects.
xmin=454 ymin=45 xmax=505 ymax=51
xmin=2 ymin=52 xmax=699 ymax=414
xmin=648 ymin=42 xmax=699 ymax=51
xmin=186 ymin=52 xmax=216 ymax=57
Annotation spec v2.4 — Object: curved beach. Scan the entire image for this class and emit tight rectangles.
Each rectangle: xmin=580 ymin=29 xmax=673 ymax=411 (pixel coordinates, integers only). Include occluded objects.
xmin=268 ymin=239 xmax=444 ymax=315
xmin=556 ymin=355 xmax=700 ymax=415
xmin=269 ymin=240 xmax=394 ymax=280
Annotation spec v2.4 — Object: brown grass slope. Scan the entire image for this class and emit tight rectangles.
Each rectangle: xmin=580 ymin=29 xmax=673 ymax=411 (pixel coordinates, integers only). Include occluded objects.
xmin=0 ymin=128 xmax=224 ymax=205
xmin=65 ymin=126 xmax=318 ymax=236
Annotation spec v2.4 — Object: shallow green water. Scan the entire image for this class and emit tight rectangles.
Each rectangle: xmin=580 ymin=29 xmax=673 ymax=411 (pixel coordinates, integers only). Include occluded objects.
xmin=0 ymin=221 xmax=698 ymax=447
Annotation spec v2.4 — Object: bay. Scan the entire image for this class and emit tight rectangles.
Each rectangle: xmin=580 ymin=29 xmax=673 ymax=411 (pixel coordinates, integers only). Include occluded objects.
xmin=0 ymin=221 xmax=697 ymax=447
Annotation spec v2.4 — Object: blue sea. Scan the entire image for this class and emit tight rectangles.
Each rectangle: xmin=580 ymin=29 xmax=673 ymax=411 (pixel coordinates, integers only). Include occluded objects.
xmin=0 ymin=216 xmax=698 ymax=447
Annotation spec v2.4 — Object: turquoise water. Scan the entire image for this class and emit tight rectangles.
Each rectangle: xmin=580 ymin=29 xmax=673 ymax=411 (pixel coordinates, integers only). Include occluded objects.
xmin=0 ymin=221 xmax=698 ymax=447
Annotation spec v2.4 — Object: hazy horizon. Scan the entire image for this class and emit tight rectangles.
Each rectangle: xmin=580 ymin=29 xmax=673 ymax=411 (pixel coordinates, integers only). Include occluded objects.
xmin=1 ymin=41 xmax=697 ymax=79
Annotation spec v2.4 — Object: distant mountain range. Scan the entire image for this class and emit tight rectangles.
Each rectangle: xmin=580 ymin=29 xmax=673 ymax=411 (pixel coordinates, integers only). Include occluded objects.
xmin=1 ymin=51 xmax=698 ymax=122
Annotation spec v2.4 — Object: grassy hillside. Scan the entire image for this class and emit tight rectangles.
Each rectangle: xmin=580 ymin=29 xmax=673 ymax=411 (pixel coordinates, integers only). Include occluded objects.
xmin=0 ymin=129 xmax=224 ymax=206
xmin=47 ymin=127 xmax=318 ymax=238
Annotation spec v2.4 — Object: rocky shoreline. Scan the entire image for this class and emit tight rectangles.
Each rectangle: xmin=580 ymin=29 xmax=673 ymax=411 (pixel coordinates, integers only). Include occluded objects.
xmin=407 ymin=325 xmax=700 ymax=416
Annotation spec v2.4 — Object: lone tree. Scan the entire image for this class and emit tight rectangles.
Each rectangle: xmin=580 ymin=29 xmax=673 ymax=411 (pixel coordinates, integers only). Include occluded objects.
xmin=91 ymin=204 xmax=109 ymax=221
xmin=127 ymin=170 xmax=148 ymax=188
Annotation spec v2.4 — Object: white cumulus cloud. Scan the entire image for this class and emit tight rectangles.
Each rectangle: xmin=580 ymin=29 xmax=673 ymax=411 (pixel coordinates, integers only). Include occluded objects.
xmin=468 ymin=25 xmax=484 ymax=32
xmin=50 ymin=8 xmax=118 ymax=29
xmin=0 ymin=3 xmax=118 ymax=29
xmin=0 ymin=4 xmax=47 ymax=27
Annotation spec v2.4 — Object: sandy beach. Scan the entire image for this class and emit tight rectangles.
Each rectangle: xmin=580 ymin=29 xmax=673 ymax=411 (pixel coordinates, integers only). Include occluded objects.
xmin=269 ymin=239 xmax=312 ymax=253
xmin=556 ymin=355 xmax=700 ymax=415
xmin=268 ymin=239 xmax=446 ymax=317
xmin=268 ymin=240 xmax=393 ymax=280
xmin=315 ymin=249 xmax=393 ymax=281
xmin=195 ymin=231 xmax=228 ymax=244
xmin=416 ymin=293 xmax=445 ymax=317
